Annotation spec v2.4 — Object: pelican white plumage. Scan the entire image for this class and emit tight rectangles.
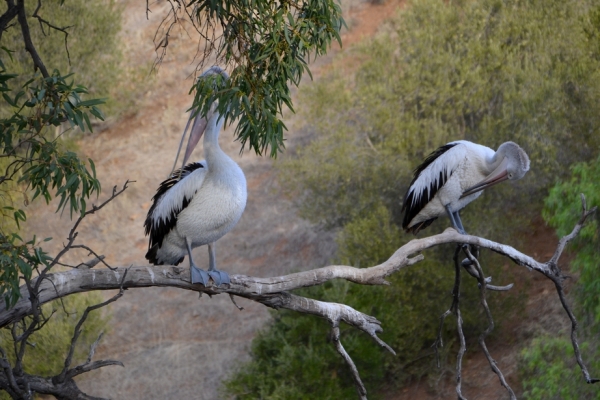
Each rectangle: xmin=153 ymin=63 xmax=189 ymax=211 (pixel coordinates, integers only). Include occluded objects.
xmin=144 ymin=66 xmax=246 ymax=286
xmin=401 ymin=140 xmax=530 ymax=235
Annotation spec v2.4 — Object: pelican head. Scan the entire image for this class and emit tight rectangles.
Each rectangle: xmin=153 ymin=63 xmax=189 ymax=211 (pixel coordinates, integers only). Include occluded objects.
xmin=498 ymin=141 xmax=530 ymax=181
xmin=170 ymin=66 xmax=230 ymax=175
xmin=461 ymin=141 xmax=530 ymax=197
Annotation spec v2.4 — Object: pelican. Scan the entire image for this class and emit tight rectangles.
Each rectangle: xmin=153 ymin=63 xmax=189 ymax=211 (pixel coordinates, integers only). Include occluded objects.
xmin=401 ymin=141 xmax=530 ymax=234
xmin=144 ymin=66 xmax=246 ymax=286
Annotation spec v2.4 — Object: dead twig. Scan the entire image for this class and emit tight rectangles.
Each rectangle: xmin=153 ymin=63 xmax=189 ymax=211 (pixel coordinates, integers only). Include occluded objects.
xmin=464 ymin=247 xmax=516 ymax=399
xmin=55 ymin=269 xmax=128 ymax=384
xmin=540 ymin=194 xmax=599 ymax=384
xmin=32 ymin=0 xmax=73 ymax=65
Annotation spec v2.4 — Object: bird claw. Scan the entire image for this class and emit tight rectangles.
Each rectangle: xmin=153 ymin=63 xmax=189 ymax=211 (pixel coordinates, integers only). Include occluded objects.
xmin=191 ymin=265 xmax=210 ymax=286
xmin=208 ymin=270 xmax=230 ymax=287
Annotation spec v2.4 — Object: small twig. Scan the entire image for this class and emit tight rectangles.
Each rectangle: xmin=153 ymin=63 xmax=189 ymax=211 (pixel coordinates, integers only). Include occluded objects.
xmin=75 ymin=255 xmax=106 ymax=270
xmin=548 ymin=194 xmax=597 ymax=269
xmin=451 ymin=247 xmax=467 ymax=400
xmin=70 ymin=246 xmax=115 ymax=270
xmin=84 ymin=331 xmax=103 ymax=364
xmin=0 ymin=345 xmax=26 ymax=399
xmin=42 ymin=276 xmax=77 ymax=318
xmin=455 ymin=307 xmax=467 ymax=400
xmin=228 ymin=294 xmax=244 ymax=310
xmin=48 ymin=181 xmax=130 ymax=273
xmin=432 ymin=309 xmax=451 ymax=369
xmin=151 ymin=1 xmax=181 ymax=71
xmin=551 ymin=278 xmax=600 ymax=384
xmin=32 ymin=0 xmax=73 ymax=65
xmin=331 ymin=324 xmax=367 ymax=400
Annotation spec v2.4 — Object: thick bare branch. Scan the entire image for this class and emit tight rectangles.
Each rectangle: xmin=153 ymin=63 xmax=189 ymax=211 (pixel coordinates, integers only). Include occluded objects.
xmin=0 ymin=0 xmax=19 ymax=42
xmin=331 ymin=325 xmax=367 ymax=400
xmin=0 ymin=226 xmax=579 ymax=327
xmin=0 ymin=372 xmax=108 ymax=400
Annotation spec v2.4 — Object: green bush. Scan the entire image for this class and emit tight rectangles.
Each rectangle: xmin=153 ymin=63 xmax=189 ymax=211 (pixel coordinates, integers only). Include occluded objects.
xmin=520 ymin=336 xmax=600 ymax=400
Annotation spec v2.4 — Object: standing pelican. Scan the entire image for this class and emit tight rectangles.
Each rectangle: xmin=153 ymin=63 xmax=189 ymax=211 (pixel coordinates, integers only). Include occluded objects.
xmin=401 ymin=141 xmax=530 ymax=234
xmin=144 ymin=67 xmax=246 ymax=286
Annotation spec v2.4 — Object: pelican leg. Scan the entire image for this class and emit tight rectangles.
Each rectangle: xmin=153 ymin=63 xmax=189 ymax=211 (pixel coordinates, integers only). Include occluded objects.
xmin=445 ymin=205 xmax=467 ymax=235
xmin=453 ymin=211 xmax=466 ymax=234
xmin=207 ymin=242 xmax=231 ymax=287
xmin=186 ymin=238 xmax=209 ymax=286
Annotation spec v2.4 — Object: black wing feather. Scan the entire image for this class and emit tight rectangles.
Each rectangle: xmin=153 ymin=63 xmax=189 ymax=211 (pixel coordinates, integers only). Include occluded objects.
xmin=144 ymin=162 xmax=204 ymax=263
xmin=401 ymin=143 xmax=458 ymax=233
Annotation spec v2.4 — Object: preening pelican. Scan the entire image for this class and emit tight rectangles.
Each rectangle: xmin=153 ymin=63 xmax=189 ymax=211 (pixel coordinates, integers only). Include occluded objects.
xmin=144 ymin=66 xmax=246 ymax=286
xmin=401 ymin=141 xmax=530 ymax=234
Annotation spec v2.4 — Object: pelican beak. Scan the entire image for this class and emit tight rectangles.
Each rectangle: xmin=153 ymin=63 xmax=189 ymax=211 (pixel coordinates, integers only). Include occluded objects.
xmin=460 ymin=157 xmax=509 ymax=198
xmin=169 ymin=110 xmax=208 ymax=177
xmin=181 ymin=111 xmax=208 ymax=167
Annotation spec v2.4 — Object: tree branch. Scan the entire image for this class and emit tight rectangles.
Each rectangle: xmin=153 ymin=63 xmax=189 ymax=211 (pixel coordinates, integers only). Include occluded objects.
xmin=0 ymin=0 xmax=19 ymax=43
xmin=32 ymin=0 xmax=73 ymax=65
xmin=16 ymin=0 xmax=49 ymax=77
xmin=0 ymin=225 xmax=585 ymax=326
xmin=0 ymin=195 xmax=597 ymax=397
xmin=465 ymin=247 xmax=516 ymax=399
xmin=55 ymin=270 xmax=128 ymax=384
xmin=332 ymin=324 xmax=367 ymax=400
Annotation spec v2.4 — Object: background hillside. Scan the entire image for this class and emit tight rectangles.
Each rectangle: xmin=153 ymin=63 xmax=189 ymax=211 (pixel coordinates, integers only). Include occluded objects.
xmin=19 ymin=0 xmax=599 ymax=399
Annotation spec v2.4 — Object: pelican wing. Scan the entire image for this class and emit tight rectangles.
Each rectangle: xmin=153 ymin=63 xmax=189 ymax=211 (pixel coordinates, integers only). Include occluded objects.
xmin=401 ymin=143 xmax=460 ymax=232
xmin=144 ymin=162 xmax=207 ymax=250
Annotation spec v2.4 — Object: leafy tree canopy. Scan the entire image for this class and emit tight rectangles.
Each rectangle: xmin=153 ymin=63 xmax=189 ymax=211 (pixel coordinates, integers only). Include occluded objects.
xmin=165 ymin=0 xmax=345 ymax=156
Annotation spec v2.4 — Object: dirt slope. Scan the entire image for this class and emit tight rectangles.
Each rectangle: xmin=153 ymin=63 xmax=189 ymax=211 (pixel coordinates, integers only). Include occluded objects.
xmin=23 ymin=1 xmax=571 ymax=399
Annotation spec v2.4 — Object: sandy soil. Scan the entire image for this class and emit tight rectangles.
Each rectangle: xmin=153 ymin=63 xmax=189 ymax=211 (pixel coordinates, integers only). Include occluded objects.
xmin=23 ymin=1 xmax=574 ymax=398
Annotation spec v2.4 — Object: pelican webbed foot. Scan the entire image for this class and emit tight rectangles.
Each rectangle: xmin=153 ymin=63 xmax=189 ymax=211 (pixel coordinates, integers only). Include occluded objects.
xmin=207 ymin=270 xmax=230 ymax=287
xmin=206 ymin=243 xmax=230 ymax=287
xmin=191 ymin=264 xmax=210 ymax=286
